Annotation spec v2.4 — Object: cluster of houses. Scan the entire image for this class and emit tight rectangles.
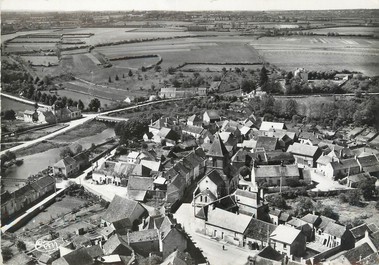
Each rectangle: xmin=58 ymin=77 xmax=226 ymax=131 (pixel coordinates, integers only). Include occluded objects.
xmin=53 ymin=152 xmax=90 ymax=178
xmin=26 ymin=193 xmax=198 ymax=265
xmin=77 ymin=109 xmax=379 ymax=264
xmin=1 ymin=176 xmax=56 ymax=223
xmin=23 ymin=105 xmax=82 ymax=124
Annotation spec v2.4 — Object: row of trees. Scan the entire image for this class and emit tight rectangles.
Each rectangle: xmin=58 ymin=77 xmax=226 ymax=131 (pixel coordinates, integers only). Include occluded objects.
xmin=108 ymin=70 xmax=133 ymax=83
xmin=247 ymin=94 xmax=379 ymax=129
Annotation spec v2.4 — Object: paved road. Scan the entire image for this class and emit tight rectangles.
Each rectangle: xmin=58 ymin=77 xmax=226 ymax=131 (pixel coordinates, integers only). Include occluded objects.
xmin=175 ymin=203 xmax=256 ymax=265
xmin=0 ymin=114 xmax=97 ymax=156
xmin=1 ymin=95 xmax=188 ymax=156
xmin=1 ymin=92 xmax=50 ymax=108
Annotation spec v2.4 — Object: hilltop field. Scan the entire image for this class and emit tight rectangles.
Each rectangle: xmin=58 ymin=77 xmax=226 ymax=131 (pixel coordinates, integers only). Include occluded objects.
xmin=2 ymin=27 xmax=379 ymax=107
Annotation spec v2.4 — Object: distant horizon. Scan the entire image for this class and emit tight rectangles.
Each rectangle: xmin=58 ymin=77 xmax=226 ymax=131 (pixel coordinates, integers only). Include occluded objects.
xmin=1 ymin=0 xmax=378 ymax=12
xmin=2 ymin=8 xmax=379 ymax=13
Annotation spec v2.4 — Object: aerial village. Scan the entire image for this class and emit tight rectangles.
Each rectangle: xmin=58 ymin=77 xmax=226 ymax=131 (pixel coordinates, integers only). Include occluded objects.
xmin=2 ymin=105 xmax=379 ymax=265
xmin=1 ymin=6 xmax=379 ymax=265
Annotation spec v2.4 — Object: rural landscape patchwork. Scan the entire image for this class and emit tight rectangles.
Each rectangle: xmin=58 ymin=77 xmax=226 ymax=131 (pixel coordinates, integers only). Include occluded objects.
xmin=1 ymin=3 xmax=379 ymax=265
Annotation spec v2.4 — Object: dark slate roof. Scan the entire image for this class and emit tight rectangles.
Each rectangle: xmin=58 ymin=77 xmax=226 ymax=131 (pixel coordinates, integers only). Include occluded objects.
xmin=258 ymin=246 xmax=284 ymax=261
xmin=323 ymin=222 xmax=347 ymax=238
xmin=343 ymin=243 xmax=375 ymax=264
xmin=207 ymin=134 xmax=228 ymax=158
xmin=370 ymin=231 xmax=379 ymax=250
xmin=206 ymin=169 xmax=225 ymax=187
xmin=60 ymin=247 xmax=94 ymax=265
xmin=127 ymin=176 xmax=154 ymax=191
xmin=102 ymin=195 xmax=146 ymax=225
xmin=102 ymin=234 xmax=133 ymax=256
xmin=300 ymin=214 xmax=321 ymax=226
xmin=357 ymin=155 xmax=379 ymax=167
xmin=84 ymin=245 xmax=104 ymax=259
xmin=244 ymin=219 xmax=277 ymax=242
xmin=350 ymin=224 xmax=373 ymax=239
xmin=265 ymin=151 xmax=295 ymax=164
xmin=30 ymin=176 xmax=55 ymax=191
xmin=330 ymin=158 xmax=360 ymax=171
xmin=256 ymin=136 xmax=278 ymax=151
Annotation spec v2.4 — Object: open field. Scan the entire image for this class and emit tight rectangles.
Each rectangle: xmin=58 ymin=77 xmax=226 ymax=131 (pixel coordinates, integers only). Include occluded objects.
xmin=111 ymin=57 xmax=160 ymax=69
xmin=96 ymin=37 xmax=262 ymax=68
xmin=1 ymin=96 xmax=33 ymax=113
xmin=4 ymin=42 xmax=58 ymax=53
xmin=20 ymin=55 xmax=59 ymax=66
xmin=251 ymin=36 xmax=379 ymax=76
xmin=56 ymin=27 xmax=194 ymax=46
xmin=304 ymin=27 xmax=379 ymax=36
xmin=54 ymin=87 xmax=115 ymax=107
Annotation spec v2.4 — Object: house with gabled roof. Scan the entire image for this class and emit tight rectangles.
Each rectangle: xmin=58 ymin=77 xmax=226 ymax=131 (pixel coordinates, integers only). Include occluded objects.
xmin=204 ymin=207 xmax=252 ymax=247
xmin=153 ymin=127 xmax=180 ymax=146
xmin=127 ymin=176 xmax=154 ymax=202
xmin=251 ymin=164 xmax=300 ymax=187
xmin=102 ymin=234 xmax=133 ymax=256
xmin=256 ymin=136 xmax=279 ymax=151
xmin=234 ymin=188 xmax=268 ymax=219
xmin=260 ymin=121 xmax=286 ymax=131
xmin=287 ymin=142 xmax=322 ymax=168
xmin=244 ymin=218 xmax=277 ymax=249
xmin=203 ymin=110 xmax=221 ymax=125
xmin=357 ymin=154 xmax=379 ymax=177
xmin=51 ymin=247 xmax=95 ymax=265
xmin=127 ymin=229 xmax=160 ymax=257
xmin=102 ymin=195 xmax=148 ymax=234
xmin=24 ymin=109 xmax=38 ymax=123
xmin=154 ymin=215 xmax=187 ymax=259
xmin=324 ymin=158 xmax=360 ymax=179
xmin=270 ymin=225 xmax=307 ymax=257
xmin=53 ymin=156 xmax=79 ymax=178
xmin=187 ymin=114 xmax=202 ymax=127
xmin=319 ymin=222 xmax=354 ymax=249
xmin=193 ymin=169 xmax=226 ymax=207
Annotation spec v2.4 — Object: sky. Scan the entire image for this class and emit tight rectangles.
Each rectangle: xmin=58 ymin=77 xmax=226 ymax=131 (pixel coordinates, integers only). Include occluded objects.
xmin=1 ymin=0 xmax=378 ymax=12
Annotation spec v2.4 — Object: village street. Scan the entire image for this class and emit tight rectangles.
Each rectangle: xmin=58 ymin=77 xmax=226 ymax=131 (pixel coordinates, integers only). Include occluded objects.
xmin=175 ymin=203 xmax=257 ymax=265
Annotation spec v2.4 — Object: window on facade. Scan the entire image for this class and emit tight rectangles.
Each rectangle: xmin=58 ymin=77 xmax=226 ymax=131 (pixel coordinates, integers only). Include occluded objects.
xmin=205 ymin=196 xmax=208 ymax=203
xmin=200 ymin=196 xmax=202 ymax=202
xmin=283 ymin=243 xmax=287 ymax=249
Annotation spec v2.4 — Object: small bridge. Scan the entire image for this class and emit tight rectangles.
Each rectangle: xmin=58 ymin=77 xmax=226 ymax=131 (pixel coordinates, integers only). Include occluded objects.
xmin=95 ymin=115 xmax=129 ymax=123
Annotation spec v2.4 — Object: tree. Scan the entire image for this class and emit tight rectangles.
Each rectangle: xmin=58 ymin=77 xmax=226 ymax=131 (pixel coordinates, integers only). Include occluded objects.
xmin=128 ymin=70 xmax=133 ymax=77
xmin=3 ymin=109 xmax=16 ymax=120
xmin=296 ymin=197 xmax=314 ymax=216
xmin=2 ymin=247 xmax=13 ymax=262
xmin=321 ymin=206 xmax=339 ymax=221
xmin=259 ymin=66 xmax=268 ymax=87
xmin=346 ymin=189 xmax=361 ymax=206
xmin=115 ymin=74 xmax=119 ymax=81
xmin=78 ymin=100 xmax=85 ymax=110
xmin=266 ymin=194 xmax=287 ymax=209
xmin=114 ymin=119 xmax=148 ymax=144
xmin=108 ymin=76 xmax=112 ymax=83
xmin=88 ymin=98 xmax=101 ymax=112
xmin=141 ymin=66 xmax=146 ymax=72
xmin=241 ymin=79 xmax=256 ymax=94
xmin=358 ymin=178 xmax=376 ymax=201
xmin=1 ymin=151 xmax=16 ymax=167
xmin=16 ymin=240 xmax=26 ymax=252
xmin=60 ymin=146 xmax=74 ymax=158
xmin=285 ymin=99 xmax=298 ymax=118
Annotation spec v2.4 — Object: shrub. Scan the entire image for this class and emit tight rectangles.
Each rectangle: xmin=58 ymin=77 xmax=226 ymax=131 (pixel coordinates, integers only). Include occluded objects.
xmin=266 ymin=194 xmax=287 ymax=209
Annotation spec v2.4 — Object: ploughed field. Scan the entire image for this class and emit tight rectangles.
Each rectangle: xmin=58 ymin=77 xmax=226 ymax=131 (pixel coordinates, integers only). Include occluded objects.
xmin=251 ymin=36 xmax=379 ymax=76
xmin=2 ymin=28 xmax=379 ymax=104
